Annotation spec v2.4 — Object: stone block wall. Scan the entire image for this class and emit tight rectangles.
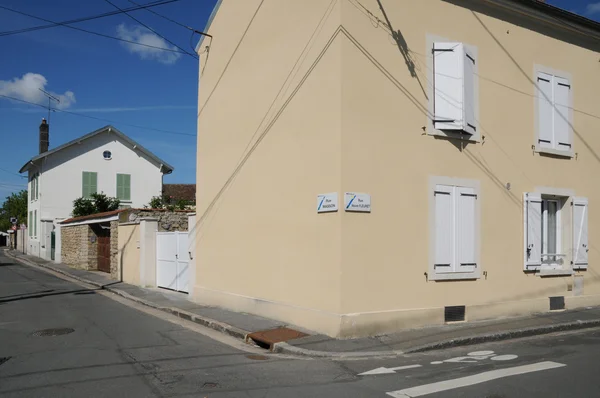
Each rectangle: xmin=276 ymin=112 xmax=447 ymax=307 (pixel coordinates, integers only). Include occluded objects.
xmin=87 ymin=226 xmax=97 ymax=270
xmin=61 ymin=224 xmax=89 ymax=269
xmin=123 ymin=210 xmax=189 ymax=232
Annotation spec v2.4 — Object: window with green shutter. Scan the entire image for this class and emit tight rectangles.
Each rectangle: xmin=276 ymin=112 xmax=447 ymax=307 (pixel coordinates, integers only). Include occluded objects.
xmin=29 ymin=211 xmax=32 ymax=237
xmin=34 ymin=210 xmax=37 ymax=238
xmin=116 ymin=174 xmax=131 ymax=201
xmin=82 ymin=172 xmax=98 ymax=198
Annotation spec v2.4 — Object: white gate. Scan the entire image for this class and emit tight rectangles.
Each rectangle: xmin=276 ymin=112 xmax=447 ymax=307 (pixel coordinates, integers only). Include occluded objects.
xmin=156 ymin=231 xmax=190 ymax=293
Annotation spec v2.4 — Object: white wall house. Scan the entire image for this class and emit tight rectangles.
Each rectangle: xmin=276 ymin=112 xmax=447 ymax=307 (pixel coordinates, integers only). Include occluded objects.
xmin=19 ymin=120 xmax=174 ymax=262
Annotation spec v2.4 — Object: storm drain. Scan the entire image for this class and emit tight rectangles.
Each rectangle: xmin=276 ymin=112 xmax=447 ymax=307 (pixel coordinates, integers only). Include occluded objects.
xmin=0 ymin=357 xmax=11 ymax=367
xmin=32 ymin=328 xmax=75 ymax=337
xmin=444 ymin=306 xmax=466 ymax=323
xmin=247 ymin=327 xmax=309 ymax=351
xmin=246 ymin=354 xmax=269 ymax=360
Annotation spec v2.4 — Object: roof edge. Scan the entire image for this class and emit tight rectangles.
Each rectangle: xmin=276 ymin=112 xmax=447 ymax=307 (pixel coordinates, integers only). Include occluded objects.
xmin=195 ymin=0 xmax=222 ymax=53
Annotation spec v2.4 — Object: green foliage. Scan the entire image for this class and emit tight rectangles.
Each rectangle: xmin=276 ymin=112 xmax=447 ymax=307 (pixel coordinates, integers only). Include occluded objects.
xmin=147 ymin=195 xmax=192 ymax=211
xmin=0 ymin=190 xmax=27 ymax=232
xmin=72 ymin=192 xmax=120 ymax=218
xmin=148 ymin=196 xmax=164 ymax=209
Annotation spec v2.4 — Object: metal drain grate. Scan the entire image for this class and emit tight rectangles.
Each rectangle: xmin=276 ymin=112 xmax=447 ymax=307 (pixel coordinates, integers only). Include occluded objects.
xmin=32 ymin=328 xmax=75 ymax=337
xmin=0 ymin=357 xmax=11 ymax=367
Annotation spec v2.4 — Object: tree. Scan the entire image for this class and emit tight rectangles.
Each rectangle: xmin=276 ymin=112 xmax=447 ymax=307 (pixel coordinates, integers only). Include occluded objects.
xmin=72 ymin=192 xmax=120 ymax=218
xmin=0 ymin=190 xmax=27 ymax=232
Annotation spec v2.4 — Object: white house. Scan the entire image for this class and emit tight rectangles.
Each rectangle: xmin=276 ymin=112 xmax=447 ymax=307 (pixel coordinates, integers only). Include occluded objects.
xmin=19 ymin=119 xmax=174 ymax=262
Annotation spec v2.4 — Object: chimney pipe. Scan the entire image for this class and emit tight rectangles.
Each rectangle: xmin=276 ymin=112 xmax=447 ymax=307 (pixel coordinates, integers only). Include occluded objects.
xmin=39 ymin=118 xmax=49 ymax=154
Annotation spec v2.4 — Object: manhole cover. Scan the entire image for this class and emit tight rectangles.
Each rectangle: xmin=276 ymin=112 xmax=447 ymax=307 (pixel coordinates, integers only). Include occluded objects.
xmin=32 ymin=328 xmax=75 ymax=337
xmin=246 ymin=354 xmax=269 ymax=360
xmin=0 ymin=357 xmax=11 ymax=366
xmin=202 ymin=382 xmax=219 ymax=389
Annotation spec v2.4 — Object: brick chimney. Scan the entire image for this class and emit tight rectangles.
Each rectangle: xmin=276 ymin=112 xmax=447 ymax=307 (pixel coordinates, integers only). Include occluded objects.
xmin=39 ymin=118 xmax=49 ymax=154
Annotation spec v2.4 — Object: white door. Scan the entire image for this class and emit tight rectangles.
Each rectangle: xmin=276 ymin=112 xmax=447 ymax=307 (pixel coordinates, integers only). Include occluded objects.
xmin=156 ymin=232 xmax=190 ymax=293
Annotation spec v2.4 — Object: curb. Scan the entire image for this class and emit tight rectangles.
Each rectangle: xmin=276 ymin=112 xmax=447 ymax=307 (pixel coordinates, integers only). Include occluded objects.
xmin=4 ymin=251 xmax=250 ymax=342
xmin=7 ymin=250 xmax=600 ymax=359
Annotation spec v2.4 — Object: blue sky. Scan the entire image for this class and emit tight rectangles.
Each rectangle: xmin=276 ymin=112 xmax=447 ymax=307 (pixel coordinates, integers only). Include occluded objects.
xmin=0 ymin=0 xmax=599 ymax=205
xmin=0 ymin=0 xmax=218 ymax=203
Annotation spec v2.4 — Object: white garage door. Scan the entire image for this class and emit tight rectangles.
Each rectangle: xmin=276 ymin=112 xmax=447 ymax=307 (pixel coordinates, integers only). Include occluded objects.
xmin=156 ymin=231 xmax=190 ymax=293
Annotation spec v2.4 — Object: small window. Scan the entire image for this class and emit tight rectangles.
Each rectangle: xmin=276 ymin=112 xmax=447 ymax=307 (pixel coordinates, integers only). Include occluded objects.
xmin=535 ymin=70 xmax=573 ymax=155
xmin=103 ymin=150 xmax=112 ymax=160
xmin=430 ymin=177 xmax=481 ymax=280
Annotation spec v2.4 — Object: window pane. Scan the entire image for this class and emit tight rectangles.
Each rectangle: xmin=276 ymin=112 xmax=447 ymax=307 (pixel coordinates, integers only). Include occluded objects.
xmin=547 ymin=201 xmax=557 ymax=255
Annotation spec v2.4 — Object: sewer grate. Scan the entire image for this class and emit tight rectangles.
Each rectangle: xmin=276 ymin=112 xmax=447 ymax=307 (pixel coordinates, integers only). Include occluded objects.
xmin=246 ymin=354 xmax=269 ymax=360
xmin=32 ymin=328 xmax=75 ymax=337
xmin=247 ymin=327 xmax=309 ymax=351
xmin=0 ymin=357 xmax=11 ymax=367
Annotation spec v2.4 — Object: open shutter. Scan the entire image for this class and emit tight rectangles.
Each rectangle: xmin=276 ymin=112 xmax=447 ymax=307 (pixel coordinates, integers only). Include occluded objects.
xmin=457 ymin=187 xmax=477 ymax=272
xmin=572 ymin=197 xmax=588 ymax=269
xmin=433 ymin=42 xmax=464 ymax=132
xmin=537 ymin=73 xmax=553 ymax=149
xmin=462 ymin=47 xmax=476 ymax=135
xmin=554 ymin=76 xmax=572 ymax=151
xmin=434 ymin=185 xmax=454 ymax=273
xmin=525 ymin=193 xmax=542 ymax=268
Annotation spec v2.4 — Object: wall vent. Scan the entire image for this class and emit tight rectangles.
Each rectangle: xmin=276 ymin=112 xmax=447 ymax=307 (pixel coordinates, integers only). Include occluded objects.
xmin=549 ymin=296 xmax=565 ymax=311
xmin=444 ymin=306 xmax=466 ymax=323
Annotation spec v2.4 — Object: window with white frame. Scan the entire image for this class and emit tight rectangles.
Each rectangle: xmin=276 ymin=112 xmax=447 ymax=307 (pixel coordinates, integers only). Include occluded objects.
xmin=430 ymin=178 xmax=480 ymax=280
xmin=524 ymin=193 xmax=588 ymax=271
xmin=432 ymin=42 xmax=477 ymax=137
xmin=536 ymin=70 xmax=573 ymax=154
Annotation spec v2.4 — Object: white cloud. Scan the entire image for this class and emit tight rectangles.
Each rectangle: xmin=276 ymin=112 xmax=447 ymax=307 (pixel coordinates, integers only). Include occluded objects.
xmin=0 ymin=73 xmax=75 ymax=109
xmin=116 ymin=24 xmax=181 ymax=65
xmin=586 ymin=2 xmax=600 ymax=14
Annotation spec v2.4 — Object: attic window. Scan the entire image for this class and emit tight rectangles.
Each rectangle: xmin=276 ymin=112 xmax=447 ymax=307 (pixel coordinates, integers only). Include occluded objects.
xmin=103 ymin=150 xmax=112 ymax=160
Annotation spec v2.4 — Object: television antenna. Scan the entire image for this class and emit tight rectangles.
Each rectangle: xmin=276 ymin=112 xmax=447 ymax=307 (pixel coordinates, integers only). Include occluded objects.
xmin=38 ymin=88 xmax=60 ymax=123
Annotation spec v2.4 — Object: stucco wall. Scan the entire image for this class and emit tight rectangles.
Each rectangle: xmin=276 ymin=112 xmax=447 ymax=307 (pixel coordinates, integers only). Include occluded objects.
xmin=119 ymin=223 xmax=140 ymax=286
xmin=110 ymin=221 xmax=119 ymax=279
xmin=61 ymin=224 xmax=89 ymax=269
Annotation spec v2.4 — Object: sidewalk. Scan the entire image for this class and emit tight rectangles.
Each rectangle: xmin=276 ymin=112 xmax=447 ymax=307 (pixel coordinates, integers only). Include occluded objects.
xmin=6 ymin=248 xmax=600 ymax=359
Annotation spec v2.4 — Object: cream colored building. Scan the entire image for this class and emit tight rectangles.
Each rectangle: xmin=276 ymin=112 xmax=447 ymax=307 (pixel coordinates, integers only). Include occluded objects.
xmin=194 ymin=0 xmax=600 ymax=338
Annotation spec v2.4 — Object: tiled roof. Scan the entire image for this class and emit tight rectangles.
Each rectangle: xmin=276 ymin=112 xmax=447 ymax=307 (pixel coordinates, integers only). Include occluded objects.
xmin=60 ymin=209 xmax=126 ymax=225
xmin=163 ymin=184 xmax=196 ymax=202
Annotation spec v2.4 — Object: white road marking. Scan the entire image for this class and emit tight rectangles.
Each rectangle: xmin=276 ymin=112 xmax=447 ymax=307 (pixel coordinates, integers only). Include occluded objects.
xmin=491 ymin=354 xmax=519 ymax=361
xmin=386 ymin=361 xmax=566 ymax=397
xmin=430 ymin=361 xmax=443 ymax=365
xmin=468 ymin=350 xmax=494 ymax=356
xmin=359 ymin=364 xmax=422 ymax=376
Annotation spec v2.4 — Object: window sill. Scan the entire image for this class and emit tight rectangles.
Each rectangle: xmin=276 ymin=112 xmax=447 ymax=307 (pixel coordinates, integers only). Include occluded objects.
xmin=538 ymin=268 xmax=573 ymax=277
xmin=534 ymin=146 xmax=574 ymax=159
xmin=119 ymin=200 xmax=132 ymax=204
xmin=428 ymin=129 xmax=480 ymax=143
xmin=429 ymin=272 xmax=480 ymax=281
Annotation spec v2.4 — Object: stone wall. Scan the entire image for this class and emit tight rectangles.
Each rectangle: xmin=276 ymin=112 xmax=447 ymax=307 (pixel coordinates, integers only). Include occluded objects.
xmin=61 ymin=224 xmax=89 ymax=269
xmin=110 ymin=220 xmax=119 ymax=279
xmin=87 ymin=226 xmax=97 ymax=270
xmin=122 ymin=210 xmax=189 ymax=231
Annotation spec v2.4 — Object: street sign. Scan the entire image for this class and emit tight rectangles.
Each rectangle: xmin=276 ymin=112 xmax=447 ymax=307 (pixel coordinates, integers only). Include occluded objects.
xmin=10 ymin=217 xmax=17 ymax=225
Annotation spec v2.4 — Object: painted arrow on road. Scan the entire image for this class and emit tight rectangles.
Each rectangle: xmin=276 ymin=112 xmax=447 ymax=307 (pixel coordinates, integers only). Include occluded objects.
xmin=358 ymin=364 xmax=422 ymax=376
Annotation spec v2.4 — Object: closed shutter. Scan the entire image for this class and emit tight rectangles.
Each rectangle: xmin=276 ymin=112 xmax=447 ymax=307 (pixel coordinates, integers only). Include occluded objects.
xmin=29 ymin=211 xmax=32 ymax=237
xmin=457 ymin=187 xmax=477 ymax=272
xmin=462 ymin=47 xmax=476 ymax=135
xmin=35 ymin=175 xmax=39 ymax=200
xmin=34 ymin=210 xmax=37 ymax=238
xmin=554 ymin=76 xmax=572 ymax=151
xmin=572 ymin=197 xmax=588 ymax=269
xmin=116 ymin=174 xmax=123 ymax=199
xmin=117 ymin=174 xmax=131 ymax=201
xmin=82 ymin=172 xmax=90 ymax=198
xmin=537 ymin=73 xmax=553 ymax=149
xmin=433 ymin=42 xmax=464 ymax=132
xmin=82 ymin=172 xmax=98 ymax=198
xmin=434 ymin=185 xmax=454 ymax=273
xmin=525 ymin=193 xmax=543 ymax=268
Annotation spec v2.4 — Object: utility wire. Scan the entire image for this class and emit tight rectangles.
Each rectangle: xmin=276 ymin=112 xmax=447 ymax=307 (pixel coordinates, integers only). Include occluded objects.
xmin=103 ymin=0 xmax=198 ymax=59
xmin=127 ymin=0 xmax=194 ymax=31
xmin=0 ymin=167 xmax=25 ymax=178
xmin=0 ymin=4 xmax=188 ymax=54
xmin=0 ymin=94 xmax=196 ymax=137
xmin=0 ymin=0 xmax=180 ymax=37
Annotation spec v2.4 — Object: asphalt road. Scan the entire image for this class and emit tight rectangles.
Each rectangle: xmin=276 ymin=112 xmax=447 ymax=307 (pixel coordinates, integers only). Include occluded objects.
xmin=2 ymin=250 xmax=600 ymax=397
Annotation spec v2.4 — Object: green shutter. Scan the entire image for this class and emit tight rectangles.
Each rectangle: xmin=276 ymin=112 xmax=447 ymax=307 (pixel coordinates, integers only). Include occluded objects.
xmin=29 ymin=211 xmax=32 ymax=237
xmin=82 ymin=172 xmax=97 ymax=198
xmin=35 ymin=175 xmax=39 ymax=200
xmin=34 ymin=211 xmax=37 ymax=237
xmin=117 ymin=174 xmax=131 ymax=201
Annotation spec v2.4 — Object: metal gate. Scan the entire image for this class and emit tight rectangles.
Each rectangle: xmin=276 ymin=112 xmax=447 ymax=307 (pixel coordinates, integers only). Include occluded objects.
xmin=156 ymin=231 xmax=190 ymax=293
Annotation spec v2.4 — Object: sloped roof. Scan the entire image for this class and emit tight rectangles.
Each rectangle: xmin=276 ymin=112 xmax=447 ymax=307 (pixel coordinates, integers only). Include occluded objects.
xmin=163 ymin=184 xmax=196 ymax=202
xmin=19 ymin=125 xmax=175 ymax=174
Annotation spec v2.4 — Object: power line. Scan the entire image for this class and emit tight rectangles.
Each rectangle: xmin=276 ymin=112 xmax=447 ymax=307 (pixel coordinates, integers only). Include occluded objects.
xmin=103 ymin=0 xmax=198 ymax=59
xmin=0 ymin=0 xmax=180 ymax=37
xmin=128 ymin=0 xmax=194 ymax=31
xmin=0 ymin=167 xmax=25 ymax=178
xmin=0 ymin=94 xmax=196 ymax=137
xmin=0 ymin=4 xmax=188 ymax=54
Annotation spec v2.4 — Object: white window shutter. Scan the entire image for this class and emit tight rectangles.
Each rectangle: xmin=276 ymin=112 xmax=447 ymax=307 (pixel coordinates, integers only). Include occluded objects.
xmin=462 ymin=47 xmax=477 ymax=135
xmin=433 ymin=42 xmax=464 ymax=132
xmin=457 ymin=187 xmax=477 ymax=272
xmin=537 ymin=73 xmax=553 ymax=149
xmin=525 ymin=193 xmax=543 ymax=268
xmin=572 ymin=197 xmax=588 ymax=269
xmin=554 ymin=76 xmax=572 ymax=151
xmin=434 ymin=185 xmax=454 ymax=273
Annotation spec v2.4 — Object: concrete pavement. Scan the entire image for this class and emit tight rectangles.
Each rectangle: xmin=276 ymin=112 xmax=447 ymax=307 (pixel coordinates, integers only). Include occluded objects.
xmin=3 ymin=250 xmax=600 ymax=397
